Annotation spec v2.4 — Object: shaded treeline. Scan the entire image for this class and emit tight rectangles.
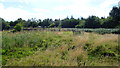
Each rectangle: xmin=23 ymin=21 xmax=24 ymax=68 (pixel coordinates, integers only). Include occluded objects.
xmin=0 ymin=6 xmax=120 ymax=30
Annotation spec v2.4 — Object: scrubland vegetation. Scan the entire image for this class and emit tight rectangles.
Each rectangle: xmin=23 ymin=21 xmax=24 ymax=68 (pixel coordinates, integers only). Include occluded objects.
xmin=2 ymin=31 xmax=119 ymax=66
xmin=1 ymin=4 xmax=120 ymax=67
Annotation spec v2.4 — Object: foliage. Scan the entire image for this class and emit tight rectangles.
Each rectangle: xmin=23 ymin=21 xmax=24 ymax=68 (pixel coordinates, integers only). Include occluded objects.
xmin=82 ymin=28 xmax=119 ymax=34
xmin=2 ymin=47 xmax=35 ymax=65
xmin=49 ymin=23 xmax=55 ymax=28
xmin=2 ymin=31 xmax=74 ymax=65
xmin=41 ymin=18 xmax=52 ymax=28
xmin=61 ymin=17 xmax=79 ymax=28
xmin=2 ymin=31 xmax=119 ymax=66
xmin=77 ymin=55 xmax=86 ymax=66
xmin=5 ymin=25 xmax=10 ymax=30
xmin=75 ymin=20 xmax=85 ymax=28
xmin=1 ymin=6 xmax=120 ymax=30
xmin=14 ymin=23 xmax=23 ymax=32
xmin=84 ymin=16 xmax=101 ymax=28
xmin=109 ymin=6 xmax=120 ymax=28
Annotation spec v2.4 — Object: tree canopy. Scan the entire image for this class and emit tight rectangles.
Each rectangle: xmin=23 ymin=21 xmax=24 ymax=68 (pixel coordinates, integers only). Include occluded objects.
xmin=1 ymin=6 xmax=120 ymax=30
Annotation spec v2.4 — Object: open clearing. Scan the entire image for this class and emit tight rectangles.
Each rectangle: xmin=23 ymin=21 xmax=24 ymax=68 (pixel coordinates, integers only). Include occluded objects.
xmin=2 ymin=31 xmax=120 ymax=66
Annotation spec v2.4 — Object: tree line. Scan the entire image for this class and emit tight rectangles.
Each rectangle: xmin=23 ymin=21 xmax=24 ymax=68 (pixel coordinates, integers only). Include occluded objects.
xmin=0 ymin=6 xmax=120 ymax=31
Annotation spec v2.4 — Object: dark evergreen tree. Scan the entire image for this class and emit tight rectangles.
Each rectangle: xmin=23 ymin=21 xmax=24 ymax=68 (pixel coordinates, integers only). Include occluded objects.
xmin=84 ymin=16 xmax=101 ymax=28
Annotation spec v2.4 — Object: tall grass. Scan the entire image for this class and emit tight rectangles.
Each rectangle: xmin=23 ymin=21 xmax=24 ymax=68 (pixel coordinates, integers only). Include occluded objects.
xmin=2 ymin=31 xmax=74 ymax=65
xmin=2 ymin=31 xmax=119 ymax=66
xmin=2 ymin=31 xmax=73 ymax=49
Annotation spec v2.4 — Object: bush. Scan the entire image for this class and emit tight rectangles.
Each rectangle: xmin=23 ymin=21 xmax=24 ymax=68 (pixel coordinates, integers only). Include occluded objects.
xmin=61 ymin=51 xmax=68 ymax=60
xmin=14 ymin=23 xmax=22 ymax=32
xmin=88 ymin=46 xmax=105 ymax=56
xmin=75 ymin=25 xmax=83 ymax=28
xmin=101 ymin=51 xmax=116 ymax=57
xmin=5 ymin=25 xmax=10 ymax=30
xmin=77 ymin=55 xmax=86 ymax=66
xmin=49 ymin=23 xmax=55 ymax=28
xmin=83 ymin=43 xmax=91 ymax=50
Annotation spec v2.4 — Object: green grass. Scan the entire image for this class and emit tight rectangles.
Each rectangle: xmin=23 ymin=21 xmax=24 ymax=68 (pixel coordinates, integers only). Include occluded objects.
xmin=2 ymin=30 xmax=120 ymax=66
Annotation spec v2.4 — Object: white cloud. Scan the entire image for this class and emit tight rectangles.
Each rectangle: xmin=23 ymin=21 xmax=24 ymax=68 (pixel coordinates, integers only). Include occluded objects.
xmin=0 ymin=3 xmax=49 ymax=21
xmin=33 ymin=8 xmax=49 ymax=13
xmin=0 ymin=0 xmax=5 ymax=2
xmin=0 ymin=0 xmax=119 ymax=21
xmin=52 ymin=0 xmax=119 ymax=18
xmin=100 ymin=0 xmax=118 ymax=8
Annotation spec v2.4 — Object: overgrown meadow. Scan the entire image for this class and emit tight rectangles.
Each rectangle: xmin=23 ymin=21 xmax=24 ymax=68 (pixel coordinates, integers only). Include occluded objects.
xmin=2 ymin=30 xmax=120 ymax=66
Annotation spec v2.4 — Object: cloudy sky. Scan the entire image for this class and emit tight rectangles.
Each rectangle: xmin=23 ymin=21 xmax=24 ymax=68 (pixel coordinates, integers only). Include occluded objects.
xmin=0 ymin=0 xmax=119 ymax=21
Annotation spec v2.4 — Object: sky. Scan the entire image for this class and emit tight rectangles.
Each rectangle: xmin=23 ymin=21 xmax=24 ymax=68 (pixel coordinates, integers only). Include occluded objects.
xmin=0 ymin=0 xmax=119 ymax=21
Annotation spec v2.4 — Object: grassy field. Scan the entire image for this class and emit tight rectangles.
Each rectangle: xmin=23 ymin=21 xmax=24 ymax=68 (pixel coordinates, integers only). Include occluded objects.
xmin=2 ymin=30 xmax=120 ymax=66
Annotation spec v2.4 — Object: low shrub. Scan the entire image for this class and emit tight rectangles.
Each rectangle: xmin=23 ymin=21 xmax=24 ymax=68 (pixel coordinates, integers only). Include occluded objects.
xmin=61 ymin=51 xmax=68 ymax=60
xmin=88 ymin=46 xmax=105 ymax=56
xmin=14 ymin=23 xmax=23 ymax=32
xmin=83 ymin=43 xmax=91 ymax=50
xmin=77 ymin=55 xmax=86 ymax=66
xmin=2 ymin=47 xmax=35 ymax=65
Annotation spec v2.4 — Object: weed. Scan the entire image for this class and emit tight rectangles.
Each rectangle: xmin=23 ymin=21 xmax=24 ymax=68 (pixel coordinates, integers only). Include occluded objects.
xmin=61 ymin=51 xmax=68 ymax=60
xmin=77 ymin=55 xmax=86 ymax=66
xmin=2 ymin=30 xmax=119 ymax=66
